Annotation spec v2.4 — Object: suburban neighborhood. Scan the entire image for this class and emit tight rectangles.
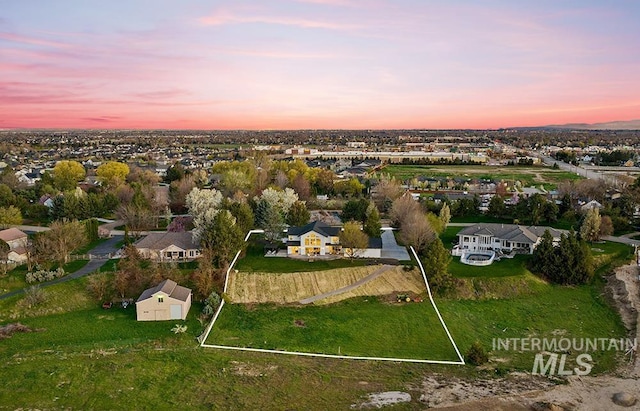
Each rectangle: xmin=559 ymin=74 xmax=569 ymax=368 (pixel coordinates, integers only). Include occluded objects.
xmin=1 ymin=129 xmax=640 ymax=409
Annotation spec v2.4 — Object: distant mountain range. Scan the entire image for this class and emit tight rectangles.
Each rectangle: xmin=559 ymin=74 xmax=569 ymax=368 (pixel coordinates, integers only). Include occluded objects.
xmin=541 ymin=119 xmax=640 ymax=130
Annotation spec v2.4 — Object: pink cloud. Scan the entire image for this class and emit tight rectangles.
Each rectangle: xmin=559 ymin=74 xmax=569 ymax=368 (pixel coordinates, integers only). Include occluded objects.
xmin=0 ymin=31 xmax=71 ymax=48
xmin=199 ymin=11 xmax=359 ymax=30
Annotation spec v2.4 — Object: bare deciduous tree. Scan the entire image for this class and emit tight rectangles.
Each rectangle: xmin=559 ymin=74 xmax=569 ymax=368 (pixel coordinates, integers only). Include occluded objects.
xmin=389 ymin=193 xmax=421 ymax=228
xmin=399 ymin=210 xmax=435 ymax=254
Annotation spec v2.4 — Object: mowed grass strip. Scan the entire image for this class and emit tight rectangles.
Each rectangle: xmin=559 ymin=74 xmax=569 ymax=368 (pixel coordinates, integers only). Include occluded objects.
xmin=236 ymin=243 xmax=368 ymax=273
xmin=228 ymin=266 xmax=424 ymax=304
xmin=383 ymin=164 xmax=582 ymax=186
xmin=207 ymin=297 xmax=461 ymax=361
xmin=449 ymin=255 xmax=532 ymax=278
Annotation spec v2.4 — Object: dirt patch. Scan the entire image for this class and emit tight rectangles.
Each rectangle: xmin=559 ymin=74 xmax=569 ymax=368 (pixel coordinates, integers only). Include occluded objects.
xmin=351 ymin=391 xmax=412 ymax=409
xmin=226 ymin=361 xmax=278 ymax=377
xmin=605 ymin=264 xmax=639 ymax=333
xmin=416 ymin=373 xmax=556 ymax=409
xmin=0 ymin=322 xmax=35 ymax=339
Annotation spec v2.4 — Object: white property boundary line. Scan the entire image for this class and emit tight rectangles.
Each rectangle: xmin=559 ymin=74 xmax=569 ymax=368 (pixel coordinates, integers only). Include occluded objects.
xmin=410 ymin=246 xmax=465 ymax=364
xmin=199 ymin=230 xmax=465 ymax=365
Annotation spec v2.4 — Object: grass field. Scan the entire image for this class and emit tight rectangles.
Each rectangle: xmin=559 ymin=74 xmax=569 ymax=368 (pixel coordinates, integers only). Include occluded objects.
xmin=383 ymin=164 xmax=583 ymax=189
xmin=235 ymin=243 xmax=367 ymax=273
xmin=0 ymin=259 xmax=89 ymax=295
xmin=206 ymin=297 xmax=460 ymax=361
xmin=0 ymin=224 xmax=632 ymax=409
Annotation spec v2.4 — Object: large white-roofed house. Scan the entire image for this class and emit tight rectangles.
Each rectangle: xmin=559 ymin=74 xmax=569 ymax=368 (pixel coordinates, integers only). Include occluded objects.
xmin=455 ymin=223 xmax=562 ymax=255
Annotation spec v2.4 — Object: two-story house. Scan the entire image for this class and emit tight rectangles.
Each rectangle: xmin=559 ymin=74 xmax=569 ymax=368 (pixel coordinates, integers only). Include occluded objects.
xmin=456 ymin=223 xmax=562 ymax=255
xmin=286 ymin=221 xmax=342 ymax=257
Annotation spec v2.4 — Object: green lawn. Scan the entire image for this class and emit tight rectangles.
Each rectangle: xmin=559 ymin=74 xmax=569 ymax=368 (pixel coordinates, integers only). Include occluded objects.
xmin=0 ymin=260 xmax=90 ymax=295
xmin=0 ymin=220 xmax=632 ymax=408
xmin=207 ymin=297 xmax=460 ymax=361
xmin=383 ymin=165 xmax=583 ymax=189
xmin=1 ymin=306 xmax=200 ymax=355
xmin=448 ymin=255 xmax=532 ymax=278
xmin=438 ymin=284 xmax=625 ymax=373
xmin=236 ymin=244 xmax=368 ymax=273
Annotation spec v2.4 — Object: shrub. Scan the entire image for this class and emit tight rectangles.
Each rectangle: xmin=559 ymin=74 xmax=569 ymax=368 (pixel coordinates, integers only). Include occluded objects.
xmin=25 ymin=267 xmax=66 ymax=283
xmin=171 ymin=324 xmax=187 ymax=334
xmin=465 ymin=341 xmax=489 ymax=366
xmin=23 ymin=285 xmax=46 ymax=307
xmin=202 ymin=291 xmax=222 ymax=317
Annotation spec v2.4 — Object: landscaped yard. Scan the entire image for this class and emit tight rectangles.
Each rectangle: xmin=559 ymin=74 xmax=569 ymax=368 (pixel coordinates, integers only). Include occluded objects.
xmin=235 ymin=243 xmax=368 ymax=273
xmin=0 ymin=259 xmax=89 ymax=295
xmin=448 ymin=254 xmax=532 ymax=278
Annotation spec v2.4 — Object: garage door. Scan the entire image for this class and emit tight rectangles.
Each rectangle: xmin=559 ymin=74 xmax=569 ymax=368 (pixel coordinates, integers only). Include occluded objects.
xmin=170 ymin=304 xmax=182 ymax=320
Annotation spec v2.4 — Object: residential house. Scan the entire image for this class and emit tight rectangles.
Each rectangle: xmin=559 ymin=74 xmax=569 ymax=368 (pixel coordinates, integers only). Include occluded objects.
xmin=456 ymin=223 xmax=562 ymax=255
xmin=0 ymin=228 xmax=29 ymax=263
xmin=287 ymin=221 xmax=342 ymax=257
xmin=286 ymin=220 xmax=382 ymax=258
xmin=580 ymin=200 xmax=603 ymax=212
xmin=39 ymin=195 xmax=54 ymax=208
xmin=133 ymin=231 xmax=200 ymax=261
xmin=136 ymin=279 xmax=192 ymax=321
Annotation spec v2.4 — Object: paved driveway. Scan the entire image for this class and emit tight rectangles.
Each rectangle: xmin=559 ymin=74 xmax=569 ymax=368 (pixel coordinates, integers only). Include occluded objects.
xmin=380 ymin=229 xmax=410 ymax=260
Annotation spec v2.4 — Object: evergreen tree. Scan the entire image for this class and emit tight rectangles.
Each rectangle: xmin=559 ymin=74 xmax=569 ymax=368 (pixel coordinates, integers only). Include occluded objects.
xmin=286 ymin=201 xmax=310 ymax=227
xmin=262 ymin=205 xmax=286 ymax=244
xmin=200 ymin=210 xmax=244 ymax=268
xmin=421 ymin=238 xmax=452 ymax=292
xmin=228 ymin=201 xmax=255 ymax=234
xmin=531 ymin=230 xmax=555 ymax=276
xmin=254 ymin=199 xmax=271 ymax=229
xmin=531 ymin=230 xmax=593 ymax=285
xmin=363 ymin=202 xmax=381 ymax=238
xmin=341 ymin=198 xmax=369 ymax=224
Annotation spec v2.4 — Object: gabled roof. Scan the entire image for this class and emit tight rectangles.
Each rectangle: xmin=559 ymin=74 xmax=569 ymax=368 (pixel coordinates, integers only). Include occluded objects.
xmin=136 ymin=279 xmax=191 ymax=303
xmin=133 ymin=231 xmax=199 ymax=251
xmin=0 ymin=228 xmax=28 ymax=243
xmin=287 ymin=220 xmax=341 ymax=237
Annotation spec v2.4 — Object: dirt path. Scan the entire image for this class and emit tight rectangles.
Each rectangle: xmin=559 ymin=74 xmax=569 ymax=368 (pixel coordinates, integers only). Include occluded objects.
xmin=299 ymin=265 xmax=394 ymax=304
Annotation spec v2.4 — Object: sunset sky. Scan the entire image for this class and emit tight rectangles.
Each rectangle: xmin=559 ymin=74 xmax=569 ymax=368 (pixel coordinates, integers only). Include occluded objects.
xmin=2 ymin=1 xmax=639 ymax=130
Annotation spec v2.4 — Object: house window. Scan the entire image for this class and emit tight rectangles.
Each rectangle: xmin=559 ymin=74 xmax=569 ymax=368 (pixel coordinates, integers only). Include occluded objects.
xmin=158 ymin=297 xmax=164 ymax=303
xmin=304 ymin=233 xmax=321 ymax=246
